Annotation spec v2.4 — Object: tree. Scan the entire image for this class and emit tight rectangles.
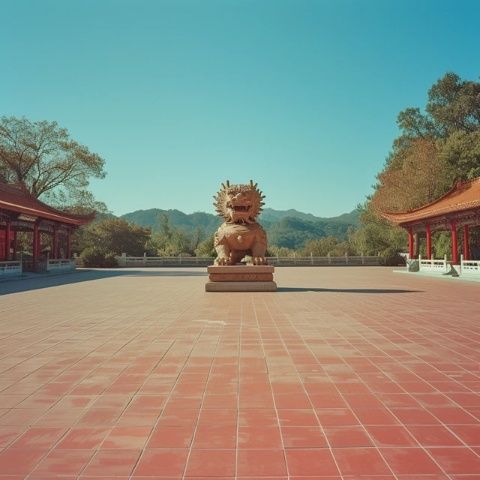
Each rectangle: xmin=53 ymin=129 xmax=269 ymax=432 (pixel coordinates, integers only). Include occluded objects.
xmin=302 ymin=236 xmax=339 ymax=256
xmin=75 ymin=218 xmax=151 ymax=256
xmin=371 ymin=138 xmax=451 ymax=213
xmin=0 ymin=116 xmax=106 ymax=209
xmin=349 ymin=206 xmax=406 ymax=259
xmin=147 ymin=215 xmax=196 ymax=256
xmin=195 ymin=235 xmax=216 ymax=257
xmin=358 ymin=72 xmax=480 ymax=258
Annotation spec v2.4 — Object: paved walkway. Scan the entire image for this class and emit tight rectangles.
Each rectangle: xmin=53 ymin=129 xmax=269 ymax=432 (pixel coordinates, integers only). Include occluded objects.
xmin=0 ymin=266 xmax=479 ymax=479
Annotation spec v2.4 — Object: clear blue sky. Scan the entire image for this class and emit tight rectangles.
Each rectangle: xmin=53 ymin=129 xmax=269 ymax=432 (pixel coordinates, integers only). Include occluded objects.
xmin=1 ymin=0 xmax=479 ymax=217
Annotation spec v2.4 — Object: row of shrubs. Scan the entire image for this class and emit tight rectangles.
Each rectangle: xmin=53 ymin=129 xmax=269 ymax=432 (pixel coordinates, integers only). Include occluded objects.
xmin=79 ymin=247 xmax=118 ymax=268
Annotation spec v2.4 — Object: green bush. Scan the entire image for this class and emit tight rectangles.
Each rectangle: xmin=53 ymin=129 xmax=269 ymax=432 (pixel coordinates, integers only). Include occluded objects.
xmin=80 ymin=247 xmax=118 ymax=267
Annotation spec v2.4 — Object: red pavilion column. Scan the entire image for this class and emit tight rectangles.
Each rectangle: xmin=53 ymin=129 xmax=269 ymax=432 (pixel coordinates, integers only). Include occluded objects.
xmin=425 ymin=224 xmax=432 ymax=260
xmin=463 ymin=224 xmax=470 ymax=260
xmin=52 ymin=226 xmax=58 ymax=259
xmin=66 ymin=230 xmax=72 ymax=259
xmin=32 ymin=223 xmax=40 ymax=266
xmin=12 ymin=231 xmax=17 ymax=260
xmin=408 ymin=228 xmax=415 ymax=259
xmin=4 ymin=220 xmax=11 ymax=260
xmin=450 ymin=221 xmax=459 ymax=264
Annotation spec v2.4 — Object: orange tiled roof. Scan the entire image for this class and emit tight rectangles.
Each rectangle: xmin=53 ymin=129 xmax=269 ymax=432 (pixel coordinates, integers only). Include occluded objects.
xmin=382 ymin=177 xmax=480 ymax=225
xmin=0 ymin=182 xmax=94 ymax=225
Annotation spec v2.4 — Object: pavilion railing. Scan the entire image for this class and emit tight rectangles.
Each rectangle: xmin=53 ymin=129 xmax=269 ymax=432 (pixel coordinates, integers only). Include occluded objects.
xmin=47 ymin=259 xmax=76 ymax=272
xmin=268 ymin=255 xmax=381 ymax=266
xmin=418 ymin=254 xmax=449 ymax=273
xmin=0 ymin=260 xmax=22 ymax=276
xmin=115 ymin=254 xmax=382 ymax=267
xmin=117 ymin=255 xmax=214 ymax=267
xmin=460 ymin=255 xmax=480 ymax=275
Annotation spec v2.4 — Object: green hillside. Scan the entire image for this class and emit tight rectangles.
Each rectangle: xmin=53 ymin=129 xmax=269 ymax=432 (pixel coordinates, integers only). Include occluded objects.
xmin=119 ymin=207 xmax=359 ymax=249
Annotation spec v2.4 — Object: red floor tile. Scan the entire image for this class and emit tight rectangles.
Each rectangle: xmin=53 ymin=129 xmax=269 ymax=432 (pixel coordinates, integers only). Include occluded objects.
xmin=377 ymin=393 xmax=420 ymax=408
xmin=285 ymin=448 xmax=339 ymax=476
xmin=366 ymin=425 xmax=418 ymax=447
xmin=309 ymin=393 xmax=348 ymax=408
xmin=198 ymin=408 xmax=237 ymax=425
xmin=129 ymin=395 xmax=167 ymax=409
xmin=274 ymin=393 xmax=312 ymax=409
xmin=10 ymin=427 xmax=66 ymax=449
xmin=31 ymin=448 xmax=95 ymax=476
xmin=390 ymin=407 xmax=441 ymax=425
xmin=101 ymin=426 xmax=152 ymax=449
xmin=56 ymin=427 xmax=110 ymax=449
xmin=407 ymin=425 xmax=464 ymax=447
xmin=333 ymin=447 xmax=392 ymax=475
xmin=281 ymin=426 xmax=328 ymax=448
xmin=277 ymin=409 xmax=318 ymax=426
xmin=147 ymin=425 xmax=194 ymax=448
xmin=185 ymin=449 xmax=235 ymax=477
xmin=324 ymin=426 xmax=373 ymax=447
xmin=238 ymin=425 xmax=283 ymax=448
xmin=315 ymin=408 xmax=360 ymax=426
xmin=202 ymin=393 xmax=238 ymax=409
xmin=353 ymin=407 xmax=400 ymax=425
xmin=343 ymin=393 xmax=385 ymax=409
xmin=2 ymin=267 xmax=480 ymax=478
xmin=81 ymin=448 xmax=141 ymax=476
xmin=429 ymin=406 xmax=478 ymax=425
xmin=193 ymin=423 xmax=237 ymax=448
xmin=237 ymin=449 xmax=287 ymax=477
xmin=133 ymin=448 xmax=188 ymax=477
xmin=448 ymin=424 xmax=480 ymax=445
xmin=0 ymin=425 xmax=25 ymax=448
xmin=427 ymin=447 xmax=480 ymax=474
xmin=380 ymin=447 xmax=443 ymax=475
xmin=0 ymin=447 xmax=46 ymax=475
xmin=77 ymin=408 xmax=122 ymax=426
xmin=238 ymin=409 xmax=278 ymax=427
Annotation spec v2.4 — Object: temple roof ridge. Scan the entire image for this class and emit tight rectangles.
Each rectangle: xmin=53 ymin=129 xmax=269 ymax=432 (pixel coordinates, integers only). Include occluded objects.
xmin=382 ymin=176 xmax=480 ymax=225
xmin=0 ymin=180 xmax=95 ymax=225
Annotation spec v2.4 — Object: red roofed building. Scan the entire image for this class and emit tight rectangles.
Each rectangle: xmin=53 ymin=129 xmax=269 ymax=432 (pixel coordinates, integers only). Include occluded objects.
xmin=382 ymin=177 xmax=480 ymax=264
xmin=0 ymin=182 xmax=94 ymax=271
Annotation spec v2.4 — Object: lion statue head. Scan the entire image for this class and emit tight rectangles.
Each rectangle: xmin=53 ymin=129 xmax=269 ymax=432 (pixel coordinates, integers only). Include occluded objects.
xmin=214 ymin=180 xmax=265 ymax=224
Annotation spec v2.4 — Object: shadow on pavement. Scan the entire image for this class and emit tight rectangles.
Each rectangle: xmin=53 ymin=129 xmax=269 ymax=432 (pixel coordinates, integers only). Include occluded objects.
xmin=0 ymin=268 xmax=208 ymax=296
xmin=277 ymin=287 xmax=421 ymax=294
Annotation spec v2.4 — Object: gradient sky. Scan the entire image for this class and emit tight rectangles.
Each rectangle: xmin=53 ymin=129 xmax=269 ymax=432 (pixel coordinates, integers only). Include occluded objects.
xmin=1 ymin=0 xmax=479 ymax=217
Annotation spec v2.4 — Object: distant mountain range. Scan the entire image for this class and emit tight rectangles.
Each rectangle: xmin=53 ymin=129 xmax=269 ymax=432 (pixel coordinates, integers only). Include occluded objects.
xmin=119 ymin=207 xmax=360 ymax=249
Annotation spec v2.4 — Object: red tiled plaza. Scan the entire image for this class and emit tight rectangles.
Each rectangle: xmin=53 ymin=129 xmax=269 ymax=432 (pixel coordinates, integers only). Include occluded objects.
xmin=0 ymin=266 xmax=479 ymax=479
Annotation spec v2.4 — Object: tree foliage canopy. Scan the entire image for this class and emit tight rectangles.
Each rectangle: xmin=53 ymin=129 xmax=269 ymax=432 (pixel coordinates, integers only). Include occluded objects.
xmin=354 ymin=72 xmax=480 ymax=258
xmin=75 ymin=218 xmax=150 ymax=257
xmin=0 ymin=116 xmax=106 ymax=211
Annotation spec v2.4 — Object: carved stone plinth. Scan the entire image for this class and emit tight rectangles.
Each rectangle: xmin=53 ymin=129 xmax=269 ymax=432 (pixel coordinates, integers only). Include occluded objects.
xmin=205 ymin=265 xmax=277 ymax=292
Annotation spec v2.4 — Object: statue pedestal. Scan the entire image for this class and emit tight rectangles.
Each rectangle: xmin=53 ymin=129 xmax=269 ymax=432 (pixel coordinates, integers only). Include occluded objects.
xmin=205 ymin=265 xmax=277 ymax=292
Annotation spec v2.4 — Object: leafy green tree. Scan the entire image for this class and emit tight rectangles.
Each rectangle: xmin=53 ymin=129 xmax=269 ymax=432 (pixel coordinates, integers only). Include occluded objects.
xmin=195 ymin=235 xmax=216 ymax=257
xmin=267 ymin=245 xmax=297 ymax=257
xmin=146 ymin=216 xmax=196 ymax=256
xmin=302 ymin=236 xmax=339 ymax=256
xmin=75 ymin=218 xmax=150 ymax=256
xmin=358 ymin=72 xmax=480 ymax=258
xmin=350 ymin=207 xmax=406 ymax=258
xmin=0 ymin=116 xmax=106 ymax=210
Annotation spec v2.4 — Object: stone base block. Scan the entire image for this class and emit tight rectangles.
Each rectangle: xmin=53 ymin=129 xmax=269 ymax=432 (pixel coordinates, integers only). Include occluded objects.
xmin=205 ymin=281 xmax=277 ymax=292
xmin=206 ymin=265 xmax=277 ymax=292
xmin=209 ymin=273 xmax=273 ymax=282
xmin=207 ymin=265 xmax=274 ymax=282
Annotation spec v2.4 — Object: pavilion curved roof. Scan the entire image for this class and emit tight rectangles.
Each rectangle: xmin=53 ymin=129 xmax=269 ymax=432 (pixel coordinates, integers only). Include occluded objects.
xmin=0 ymin=182 xmax=95 ymax=226
xmin=382 ymin=176 xmax=480 ymax=226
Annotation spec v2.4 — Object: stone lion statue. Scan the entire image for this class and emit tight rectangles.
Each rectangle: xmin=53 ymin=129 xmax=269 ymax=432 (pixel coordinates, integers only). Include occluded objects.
xmin=213 ymin=180 xmax=268 ymax=265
